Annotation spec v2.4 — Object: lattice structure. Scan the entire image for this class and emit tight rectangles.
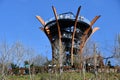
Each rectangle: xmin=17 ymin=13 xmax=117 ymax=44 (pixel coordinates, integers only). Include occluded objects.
xmin=36 ymin=6 xmax=100 ymax=66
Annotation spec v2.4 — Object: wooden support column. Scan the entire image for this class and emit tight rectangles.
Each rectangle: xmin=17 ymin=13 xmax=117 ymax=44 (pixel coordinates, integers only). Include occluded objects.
xmin=71 ymin=6 xmax=81 ymax=66
xmin=52 ymin=6 xmax=62 ymax=68
xmin=78 ymin=15 xmax=100 ymax=70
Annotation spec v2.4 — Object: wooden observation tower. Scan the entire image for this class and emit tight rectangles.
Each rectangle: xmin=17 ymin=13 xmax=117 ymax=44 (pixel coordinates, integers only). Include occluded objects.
xmin=36 ymin=6 xmax=101 ymax=67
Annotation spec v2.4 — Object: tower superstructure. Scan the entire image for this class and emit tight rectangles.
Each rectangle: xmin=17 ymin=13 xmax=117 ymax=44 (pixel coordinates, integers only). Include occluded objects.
xmin=36 ymin=6 xmax=100 ymax=66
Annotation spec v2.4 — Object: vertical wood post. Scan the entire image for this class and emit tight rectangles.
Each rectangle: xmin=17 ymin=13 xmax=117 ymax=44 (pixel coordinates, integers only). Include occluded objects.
xmin=71 ymin=6 xmax=81 ymax=66
xmin=52 ymin=6 xmax=63 ymax=73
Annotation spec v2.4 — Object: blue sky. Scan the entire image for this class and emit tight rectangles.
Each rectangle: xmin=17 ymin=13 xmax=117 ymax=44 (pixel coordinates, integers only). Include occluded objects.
xmin=0 ymin=0 xmax=120 ymax=64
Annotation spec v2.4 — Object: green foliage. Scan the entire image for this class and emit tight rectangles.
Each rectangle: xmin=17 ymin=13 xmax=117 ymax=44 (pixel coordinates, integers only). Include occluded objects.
xmin=10 ymin=63 xmax=19 ymax=74
xmin=11 ymin=63 xmax=19 ymax=69
xmin=24 ymin=61 xmax=29 ymax=66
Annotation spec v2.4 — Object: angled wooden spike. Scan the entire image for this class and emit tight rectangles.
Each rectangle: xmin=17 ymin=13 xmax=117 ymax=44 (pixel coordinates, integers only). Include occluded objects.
xmin=36 ymin=16 xmax=51 ymax=33
xmin=83 ymin=15 xmax=101 ymax=35
xmin=80 ymin=15 xmax=101 ymax=44
xmin=79 ymin=27 xmax=100 ymax=54
xmin=52 ymin=6 xmax=61 ymax=36
xmin=83 ymin=27 xmax=100 ymax=48
xmin=71 ymin=6 xmax=81 ymax=66
xmin=52 ymin=6 xmax=62 ymax=41
xmin=90 ymin=15 xmax=101 ymax=27
xmin=36 ymin=16 xmax=52 ymax=41
xmin=79 ymin=15 xmax=101 ymax=54
xmin=92 ymin=27 xmax=99 ymax=35
xmin=52 ymin=6 xmax=63 ymax=67
xmin=79 ymin=27 xmax=90 ymax=54
xmin=36 ymin=16 xmax=46 ymax=26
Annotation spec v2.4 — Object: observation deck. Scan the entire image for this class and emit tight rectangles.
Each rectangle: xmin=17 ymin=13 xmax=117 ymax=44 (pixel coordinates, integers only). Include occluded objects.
xmin=44 ymin=12 xmax=92 ymax=54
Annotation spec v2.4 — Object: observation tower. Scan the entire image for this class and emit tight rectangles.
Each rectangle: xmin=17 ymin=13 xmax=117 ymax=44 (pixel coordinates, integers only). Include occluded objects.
xmin=36 ymin=6 xmax=100 ymax=66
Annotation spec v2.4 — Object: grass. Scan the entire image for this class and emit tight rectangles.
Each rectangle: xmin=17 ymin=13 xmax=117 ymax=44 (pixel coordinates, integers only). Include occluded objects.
xmin=0 ymin=72 xmax=120 ymax=80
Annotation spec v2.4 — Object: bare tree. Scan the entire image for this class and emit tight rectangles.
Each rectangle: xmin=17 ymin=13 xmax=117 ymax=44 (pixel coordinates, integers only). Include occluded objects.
xmin=83 ymin=39 xmax=95 ymax=57
xmin=11 ymin=41 xmax=26 ymax=67
xmin=0 ymin=40 xmax=12 ymax=80
xmin=71 ymin=39 xmax=93 ymax=72
xmin=25 ymin=48 xmax=36 ymax=80
xmin=113 ymin=34 xmax=120 ymax=65
xmin=33 ymin=54 xmax=47 ymax=66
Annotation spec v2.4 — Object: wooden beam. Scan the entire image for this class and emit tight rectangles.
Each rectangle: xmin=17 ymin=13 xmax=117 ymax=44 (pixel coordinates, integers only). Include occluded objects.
xmin=36 ymin=16 xmax=52 ymax=42
xmin=36 ymin=16 xmax=46 ymax=26
xmin=79 ymin=15 xmax=101 ymax=54
xmin=92 ymin=27 xmax=99 ymax=35
xmin=79 ymin=27 xmax=100 ymax=54
xmin=52 ymin=6 xmax=62 ymax=67
xmin=71 ymin=6 xmax=81 ymax=66
xmin=90 ymin=15 xmax=101 ymax=27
